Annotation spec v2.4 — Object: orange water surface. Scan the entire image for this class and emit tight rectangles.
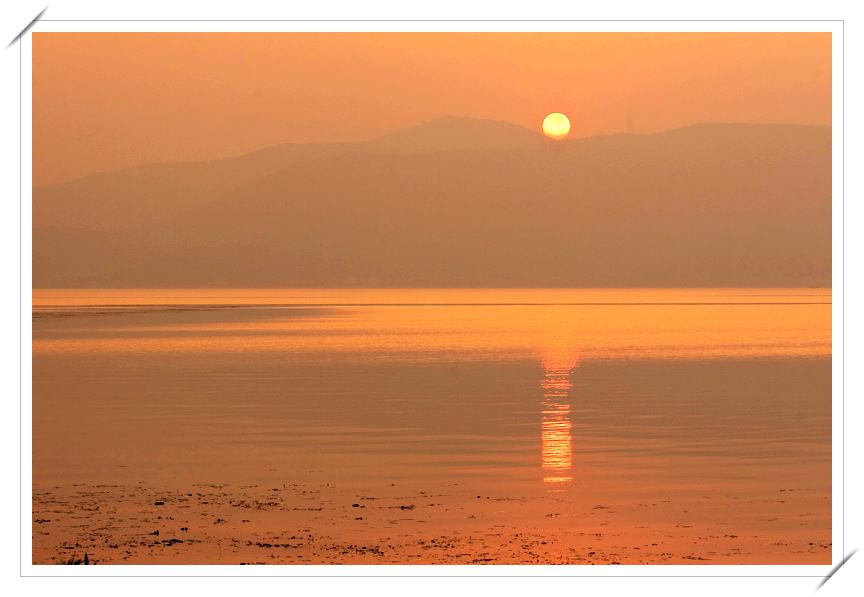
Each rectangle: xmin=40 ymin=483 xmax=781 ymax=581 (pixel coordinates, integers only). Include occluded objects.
xmin=31 ymin=288 xmax=832 ymax=564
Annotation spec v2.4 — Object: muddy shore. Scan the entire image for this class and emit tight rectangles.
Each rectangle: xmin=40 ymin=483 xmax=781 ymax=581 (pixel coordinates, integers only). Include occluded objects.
xmin=33 ymin=478 xmax=830 ymax=565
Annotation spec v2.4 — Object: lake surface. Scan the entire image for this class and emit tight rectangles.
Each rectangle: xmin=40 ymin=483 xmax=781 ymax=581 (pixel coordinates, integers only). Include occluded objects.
xmin=31 ymin=288 xmax=832 ymax=564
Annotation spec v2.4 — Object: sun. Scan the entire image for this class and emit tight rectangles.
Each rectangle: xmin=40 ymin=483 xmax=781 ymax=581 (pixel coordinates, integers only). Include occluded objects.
xmin=542 ymin=113 xmax=571 ymax=140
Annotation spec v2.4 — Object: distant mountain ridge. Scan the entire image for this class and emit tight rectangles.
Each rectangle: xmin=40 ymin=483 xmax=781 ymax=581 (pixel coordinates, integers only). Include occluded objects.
xmin=33 ymin=116 xmax=544 ymax=231
xmin=363 ymin=115 xmax=544 ymax=154
xmin=33 ymin=118 xmax=831 ymax=288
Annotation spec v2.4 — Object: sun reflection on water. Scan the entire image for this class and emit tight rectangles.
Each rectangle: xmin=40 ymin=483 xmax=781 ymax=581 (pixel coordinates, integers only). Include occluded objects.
xmin=540 ymin=330 xmax=579 ymax=484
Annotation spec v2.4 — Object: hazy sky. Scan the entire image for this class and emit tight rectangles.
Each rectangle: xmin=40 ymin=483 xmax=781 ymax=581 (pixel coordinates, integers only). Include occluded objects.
xmin=33 ymin=32 xmax=831 ymax=186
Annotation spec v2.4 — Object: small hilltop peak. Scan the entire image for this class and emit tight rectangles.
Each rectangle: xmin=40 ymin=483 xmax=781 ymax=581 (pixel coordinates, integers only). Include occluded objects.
xmin=363 ymin=115 xmax=545 ymax=154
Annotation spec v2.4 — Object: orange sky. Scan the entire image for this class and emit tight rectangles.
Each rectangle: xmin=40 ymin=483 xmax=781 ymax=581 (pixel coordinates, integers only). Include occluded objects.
xmin=32 ymin=32 xmax=831 ymax=186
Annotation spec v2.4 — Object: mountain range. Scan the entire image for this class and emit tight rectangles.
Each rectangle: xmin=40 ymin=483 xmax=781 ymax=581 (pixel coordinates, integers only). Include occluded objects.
xmin=33 ymin=116 xmax=831 ymax=288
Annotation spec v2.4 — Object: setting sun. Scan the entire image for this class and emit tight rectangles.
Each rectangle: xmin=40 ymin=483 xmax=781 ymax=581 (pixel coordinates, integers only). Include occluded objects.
xmin=542 ymin=112 xmax=571 ymax=140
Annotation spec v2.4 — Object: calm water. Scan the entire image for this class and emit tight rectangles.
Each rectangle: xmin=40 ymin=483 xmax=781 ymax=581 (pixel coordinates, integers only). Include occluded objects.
xmin=32 ymin=288 xmax=831 ymax=499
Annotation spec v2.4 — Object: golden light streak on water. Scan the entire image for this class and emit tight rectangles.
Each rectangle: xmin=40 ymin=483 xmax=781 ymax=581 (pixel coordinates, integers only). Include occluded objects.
xmin=540 ymin=321 xmax=580 ymax=483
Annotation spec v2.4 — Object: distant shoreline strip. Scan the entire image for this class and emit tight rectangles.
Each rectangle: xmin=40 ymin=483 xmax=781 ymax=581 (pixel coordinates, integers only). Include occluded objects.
xmin=33 ymin=301 xmax=833 ymax=309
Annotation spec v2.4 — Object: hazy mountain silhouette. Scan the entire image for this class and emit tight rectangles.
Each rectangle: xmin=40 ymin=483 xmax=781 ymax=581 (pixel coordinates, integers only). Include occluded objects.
xmin=362 ymin=116 xmax=545 ymax=154
xmin=32 ymin=116 xmax=542 ymax=231
xmin=33 ymin=119 xmax=831 ymax=288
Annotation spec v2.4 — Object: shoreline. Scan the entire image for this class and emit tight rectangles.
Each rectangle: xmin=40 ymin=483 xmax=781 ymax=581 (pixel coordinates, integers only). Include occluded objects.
xmin=33 ymin=479 xmax=831 ymax=566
